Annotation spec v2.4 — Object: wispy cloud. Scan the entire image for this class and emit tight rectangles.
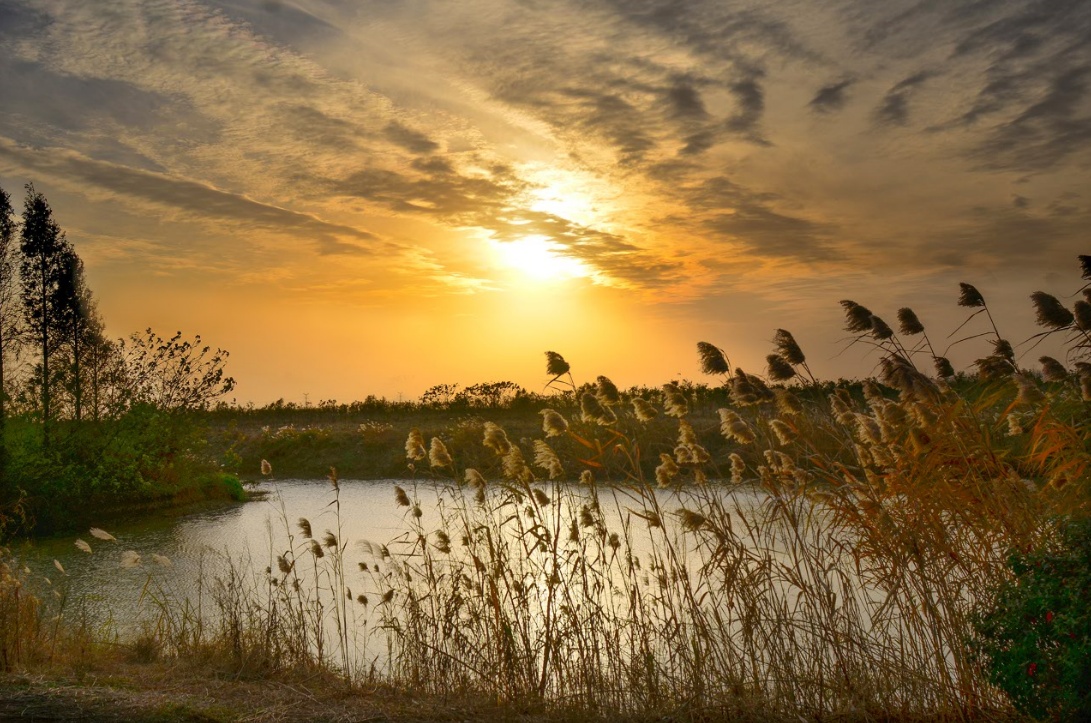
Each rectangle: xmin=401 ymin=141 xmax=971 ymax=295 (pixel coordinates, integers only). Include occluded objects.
xmin=1 ymin=0 xmax=1089 ymax=301
xmin=809 ymin=79 xmax=854 ymax=114
xmin=0 ymin=138 xmax=380 ymax=255
xmin=874 ymin=71 xmax=936 ymax=127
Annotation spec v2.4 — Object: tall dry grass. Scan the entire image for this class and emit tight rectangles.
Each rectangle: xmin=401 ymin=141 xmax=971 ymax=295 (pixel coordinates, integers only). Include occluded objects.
xmin=352 ymin=262 xmax=1090 ymax=719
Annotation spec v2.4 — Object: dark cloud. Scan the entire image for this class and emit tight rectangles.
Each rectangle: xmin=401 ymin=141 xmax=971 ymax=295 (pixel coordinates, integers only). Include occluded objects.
xmin=557 ymin=88 xmax=657 ymax=164
xmin=702 ymin=207 xmax=831 ymax=260
xmin=875 ymin=93 xmax=910 ymax=126
xmin=0 ymin=140 xmax=378 ymax=255
xmin=0 ymin=0 xmax=48 ymax=39
xmin=666 ymin=175 xmax=834 ymax=261
xmin=452 ymin=2 xmax=794 ymax=164
xmin=874 ymin=71 xmax=935 ymax=127
xmin=335 ymin=166 xmax=514 ymax=218
xmin=971 ymin=66 xmax=1091 ymax=171
xmin=596 ymin=0 xmax=819 ymax=64
xmin=0 ymin=59 xmax=200 ymax=146
xmin=332 ymin=161 xmax=682 ymax=287
xmin=680 ymin=130 xmax=716 ymax=156
xmin=664 ymin=82 xmax=708 ymax=119
xmin=927 ymin=201 xmax=1091 ymax=268
xmin=277 ymin=104 xmax=364 ymax=148
xmin=383 ymin=122 xmax=441 ymax=154
xmin=209 ymin=0 xmax=345 ymax=49
xmin=925 ymin=0 xmax=1091 ymax=168
xmin=725 ymin=76 xmax=767 ymax=141
xmin=809 ymin=79 xmax=854 ymax=113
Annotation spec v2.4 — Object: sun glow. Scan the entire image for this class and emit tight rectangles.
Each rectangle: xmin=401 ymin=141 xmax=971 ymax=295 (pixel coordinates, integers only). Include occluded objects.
xmin=492 ymin=235 xmax=591 ymax=281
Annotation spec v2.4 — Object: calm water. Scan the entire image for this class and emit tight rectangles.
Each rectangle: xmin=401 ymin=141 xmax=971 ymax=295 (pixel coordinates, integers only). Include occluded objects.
xmin=15 ymin=479 xmax=432 ymax=632
xmin=14 ymin=479 xmax=824 ymax=684
xmin=14 ymin=479 xmax=769 ymax=640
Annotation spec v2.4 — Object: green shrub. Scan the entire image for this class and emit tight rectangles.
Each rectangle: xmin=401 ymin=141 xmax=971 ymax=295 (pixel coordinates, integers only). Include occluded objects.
xmin=972 ymin=516 xmax=1091 ymax=721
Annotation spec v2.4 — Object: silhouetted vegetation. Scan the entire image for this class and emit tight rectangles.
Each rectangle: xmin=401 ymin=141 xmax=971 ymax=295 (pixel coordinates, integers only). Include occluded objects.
xmin=0 ymin=183 xmax=239 ymax=536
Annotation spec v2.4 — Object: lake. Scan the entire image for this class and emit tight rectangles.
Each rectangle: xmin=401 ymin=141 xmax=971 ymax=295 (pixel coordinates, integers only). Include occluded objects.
xmin=14 ymin=478 xmax=771 ymax=666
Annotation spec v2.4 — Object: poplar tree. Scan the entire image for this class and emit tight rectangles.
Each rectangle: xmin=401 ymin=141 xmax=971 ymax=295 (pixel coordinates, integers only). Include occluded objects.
xmin=20 ymin=185 xmax=70 ymax=446
xmin=0 ymin=185 xmax=20 ymax=472
xmin=57 ymin=248 xmax=105 ymax=423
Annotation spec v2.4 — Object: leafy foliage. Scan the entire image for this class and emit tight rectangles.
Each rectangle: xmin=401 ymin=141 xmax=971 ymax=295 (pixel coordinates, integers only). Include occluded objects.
xmin=121 ymin=329 xmax=235 ymax=412
xmin=972 ymin=517 xmax=1091 ymax=720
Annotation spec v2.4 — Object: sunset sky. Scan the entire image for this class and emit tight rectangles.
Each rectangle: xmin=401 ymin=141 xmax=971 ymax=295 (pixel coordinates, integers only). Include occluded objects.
xmin=1 ymin=0 xmax=1088 ymax=403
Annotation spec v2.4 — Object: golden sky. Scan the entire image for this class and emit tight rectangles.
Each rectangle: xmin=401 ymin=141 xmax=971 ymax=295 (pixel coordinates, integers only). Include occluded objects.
xmin=1 ymin=0 xmax=1089 ymax=402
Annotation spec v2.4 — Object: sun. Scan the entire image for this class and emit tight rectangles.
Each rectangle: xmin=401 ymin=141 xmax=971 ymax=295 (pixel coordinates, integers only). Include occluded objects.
xmin=492 ymin=235 xmax=591 ymax=282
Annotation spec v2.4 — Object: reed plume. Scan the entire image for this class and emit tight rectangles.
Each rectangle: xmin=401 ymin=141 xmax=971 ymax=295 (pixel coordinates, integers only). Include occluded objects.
xmin=545 ymin=351 xmax=570 ymax=376
xmin=428 ymin=437 xmax=453 ymax=468
xmin=766 ymin=353 xmax=796 ymax=381
xmin=772 ymin=329 xmax=806 ymax=365
xmin=897 ymin=307 xmax=925 ymax=335
xmin=532 ymin=440 xmax=564 ymax=480
xmin=729 ymin=452 xmax=746 ymax=484
xmin=1031 ymin=291 xmax=1074 ymax=329
xmin=631 ymin=397 xmax=658 ymax=422
xmin=840 ymin=300 xmax=874 ymax=333
xmin=655 ymin=453 xmax=679 ymax=488
xmin=539 ymin=409 xmax=569 ymax=437
xmin=464 ymin=468 xmax=486 ymax=488
xmin=595 ymin=375 xmax=621 ymax=405
xmin=934 ymin=356 xmax=955 ymax=378
xmin=718 ymin=408 xmax=755 ymax=444
xmin=869 ymin=314 xmax=895 ymax=340
xmin=662 ymin=383 xmax=688 ymax=417
xmin=483 ymin=422 xmax=512 ymax=455
xmin=770 ymin=419 xmax=796 ymax=445
xmin=958 ymin=282 xmax=986 ymax=307
xmin=1039 ymin=356 xmax=1068 ymax=381
xmin=696 ymin=341 xmax=731 ymax=375
xmin=405 ymin=429 xmax=426 ymax=461
xmin=1074 ymin=300 xmax=1091 ymax=332
xmin=502 ymin=445 xmax=532 ymax=483
xmin=580 ymin=391 xmax=614 ymax=425
xmin=775 ymin=388 xmax=803 ymax=415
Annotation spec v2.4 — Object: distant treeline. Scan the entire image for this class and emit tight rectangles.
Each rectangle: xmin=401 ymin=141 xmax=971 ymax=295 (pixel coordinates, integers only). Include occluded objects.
xmin=0 ymin=183 xmax=239 ymax=536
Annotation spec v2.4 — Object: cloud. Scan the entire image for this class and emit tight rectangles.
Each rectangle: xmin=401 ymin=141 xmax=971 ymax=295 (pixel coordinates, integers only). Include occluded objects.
xmin=725 ymin=75 xmax=768 ymax=142
xmin=668 ymin=175 xmax=834 ymax=261
xmin=874 ymin=71 xmax=936 ymax=127
xmin=0 ymin=138 xmax=379 ymax=255
xmin=927 ymin=200 xmax=1091 ymax=269
xmin=331 ymin=159 xmax=683 ymax=288
xmin=971 ymin=66 xmax=1091 ymax=171
xmin=383 ymin=122 xmax=441 ymax=155
xmin=664 ymin=81 xmax=708 ymax=119
xmin=809 ymin=79 xmax=853 ymax=113
xmin=3 ymin=0 xmax=1090 ymax=300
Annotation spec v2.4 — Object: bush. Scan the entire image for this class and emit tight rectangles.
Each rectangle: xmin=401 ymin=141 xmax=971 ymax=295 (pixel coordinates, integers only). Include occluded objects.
xmin=972 ymin=516 xmax=1091 ymax=721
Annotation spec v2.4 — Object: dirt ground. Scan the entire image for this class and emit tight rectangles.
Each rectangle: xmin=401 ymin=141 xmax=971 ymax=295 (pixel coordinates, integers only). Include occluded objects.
xmin=0 ymin=665 xmax=555 ymax=722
